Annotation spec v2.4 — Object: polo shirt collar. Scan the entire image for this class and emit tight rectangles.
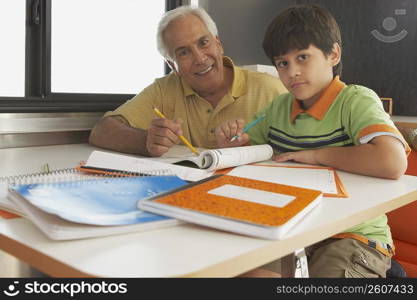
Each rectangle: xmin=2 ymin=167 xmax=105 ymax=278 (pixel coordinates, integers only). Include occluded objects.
xmin=290 ymin=76 xmax=346 ymax=122
xmin=182 ymin=77 xmax=194 ymax=97
xmin=181 ymin=56 xmax=245 ymax=98
xmin=228 ymin=57 xmax=246 ymax=98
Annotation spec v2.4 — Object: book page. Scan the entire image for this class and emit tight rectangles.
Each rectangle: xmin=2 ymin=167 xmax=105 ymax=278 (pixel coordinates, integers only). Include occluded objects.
xmin=148 ymin=145 xmax=205 ymax=164
xmin=85 ymin=151 xmax=211 ymax=181
xmin=147 ymin=145 xmax=273 ymax=171
xmin=228 ymin=165 xmax=337 ymax=194
xmin=150 ymin=154 xmax=201 ymax=168
xmin=201 ymin=145 xmax=273 ymax=171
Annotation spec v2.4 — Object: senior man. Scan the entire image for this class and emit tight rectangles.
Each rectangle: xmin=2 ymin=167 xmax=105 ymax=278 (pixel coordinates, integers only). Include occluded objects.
xmin=89 ymin=6 xmax=286 ymax=156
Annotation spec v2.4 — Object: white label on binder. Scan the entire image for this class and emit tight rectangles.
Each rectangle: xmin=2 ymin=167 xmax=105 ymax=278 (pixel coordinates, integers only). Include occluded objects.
xmin=208 ymin=184 xmax=295 ymax=207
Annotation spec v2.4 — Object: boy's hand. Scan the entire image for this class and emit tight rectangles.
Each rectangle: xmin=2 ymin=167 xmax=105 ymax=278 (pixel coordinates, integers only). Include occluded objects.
xmin=273 ymin=149 xmax=319 ymax=165
xmin=146 ymin=118 xmax=183 ymax=156
xmin=215 ymin=119 xmax=250 ymax=148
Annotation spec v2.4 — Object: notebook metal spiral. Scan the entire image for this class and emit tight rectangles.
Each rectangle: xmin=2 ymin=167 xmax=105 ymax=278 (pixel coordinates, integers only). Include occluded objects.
xmin=1 ymin=168 xmax=78 ymax=186
xmin=1 ymin=167 xmax=175 ymax=186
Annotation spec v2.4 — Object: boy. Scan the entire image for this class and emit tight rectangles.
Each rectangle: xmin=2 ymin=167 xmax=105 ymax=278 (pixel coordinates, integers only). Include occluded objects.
xmin=216 ymin=4 xmax=410 ymax=277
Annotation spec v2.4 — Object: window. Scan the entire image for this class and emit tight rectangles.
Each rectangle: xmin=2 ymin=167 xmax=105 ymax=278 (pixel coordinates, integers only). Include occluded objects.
xmin=0 ymin=0 xmax=25 ymax=97
xmin=0 ymin=0 xmax=180 ymax=113
xmin=51 ymin=0 xmax=164 ymax=94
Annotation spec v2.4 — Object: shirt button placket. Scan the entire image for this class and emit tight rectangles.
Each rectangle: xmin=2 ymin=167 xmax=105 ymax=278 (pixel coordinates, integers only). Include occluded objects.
xmin=207 ymin=109 xmax=215 ymax=143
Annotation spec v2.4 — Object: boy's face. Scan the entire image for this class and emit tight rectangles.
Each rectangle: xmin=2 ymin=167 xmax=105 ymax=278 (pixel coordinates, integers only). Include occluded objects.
xmin=273 ymin=44 xmax=340 ymax=108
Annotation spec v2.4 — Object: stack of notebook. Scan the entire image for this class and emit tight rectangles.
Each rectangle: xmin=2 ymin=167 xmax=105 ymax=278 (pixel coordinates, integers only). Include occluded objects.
xmin=5 ymin=171 xmax=188 ymax=240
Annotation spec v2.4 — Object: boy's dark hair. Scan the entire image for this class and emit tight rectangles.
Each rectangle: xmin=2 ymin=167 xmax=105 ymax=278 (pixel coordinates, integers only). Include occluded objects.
xmin=263 ymin=4 xmax=342 ymax=77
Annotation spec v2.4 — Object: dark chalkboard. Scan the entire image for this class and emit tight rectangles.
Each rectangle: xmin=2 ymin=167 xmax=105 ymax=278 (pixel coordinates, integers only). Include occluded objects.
xmin=300 ymin=0 xmax=417 ymax=116
xmin=209 ymin=0 xmax=417 ymax=116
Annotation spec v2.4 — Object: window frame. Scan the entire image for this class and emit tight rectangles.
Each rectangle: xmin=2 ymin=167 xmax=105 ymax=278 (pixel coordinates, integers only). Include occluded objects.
xmin=0 ymin=0 xmax=182 ymax=113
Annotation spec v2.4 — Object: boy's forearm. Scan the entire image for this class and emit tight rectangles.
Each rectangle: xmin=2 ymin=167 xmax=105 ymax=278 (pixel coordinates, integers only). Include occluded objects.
xmin=89 ymin=116 xmax=150 ymax=156
xmin=315 ymin=137 xmax=407 ymax=179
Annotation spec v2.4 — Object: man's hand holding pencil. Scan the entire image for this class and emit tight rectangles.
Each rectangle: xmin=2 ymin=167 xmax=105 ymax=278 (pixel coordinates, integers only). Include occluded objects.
xmin=145 ymin=109 xmax=183 ymax=157
xmin=147 ymin=107 xmax=199 ymax=157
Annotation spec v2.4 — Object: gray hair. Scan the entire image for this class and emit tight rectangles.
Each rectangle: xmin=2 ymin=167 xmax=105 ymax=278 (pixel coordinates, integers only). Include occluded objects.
xmin=157 ymin=6 xmax=219 ymax=61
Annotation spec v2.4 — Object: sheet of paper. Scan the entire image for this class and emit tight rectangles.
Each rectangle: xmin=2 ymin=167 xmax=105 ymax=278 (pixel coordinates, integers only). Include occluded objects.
xmin=228 ymin=164 xmax=337 ymax=194
xmin=149 ymin=154 xmax=200 ymax=165
xmin=134 ymin=145 xmax=203 ymax=165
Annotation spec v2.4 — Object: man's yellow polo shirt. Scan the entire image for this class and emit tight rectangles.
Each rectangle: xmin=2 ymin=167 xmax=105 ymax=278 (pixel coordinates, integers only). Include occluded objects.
xmin=104 ymin=57 xmax=287 ymax=149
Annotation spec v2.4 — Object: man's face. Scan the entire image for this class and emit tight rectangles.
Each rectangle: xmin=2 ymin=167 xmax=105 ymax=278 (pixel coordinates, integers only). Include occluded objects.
xmin=273 ymin=44 xmax=340 ymax=108
xmin=164 ymin=14 xmax=225 ymax=97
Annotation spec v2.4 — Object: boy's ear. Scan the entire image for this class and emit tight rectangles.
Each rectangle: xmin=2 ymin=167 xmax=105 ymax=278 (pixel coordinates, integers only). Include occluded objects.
xmin=330 ymin=43 xmax=341 ymax=66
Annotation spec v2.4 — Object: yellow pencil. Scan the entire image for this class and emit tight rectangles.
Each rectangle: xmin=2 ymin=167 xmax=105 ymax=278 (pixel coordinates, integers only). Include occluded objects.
xmin=153 ymin=107 xmax=200 ymax=155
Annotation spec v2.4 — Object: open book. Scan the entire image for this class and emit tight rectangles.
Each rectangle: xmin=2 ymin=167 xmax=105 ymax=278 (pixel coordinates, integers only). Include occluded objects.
xmin=7 ymin=175 xmax=188 ymax=240
xmin=169 ymin=144 xmax=273 ymax=171
xmin=78 ymin=150 xmax=211 ymax=181
xmin=139 ymin=174 xmax=323 ymax=240
xmin=78 ymin=144 xmax=273 ymax=181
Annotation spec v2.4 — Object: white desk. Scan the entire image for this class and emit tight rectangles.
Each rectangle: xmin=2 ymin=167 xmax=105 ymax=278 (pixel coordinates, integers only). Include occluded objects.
xmin=1 ymin=144 xmax=417 ymax=277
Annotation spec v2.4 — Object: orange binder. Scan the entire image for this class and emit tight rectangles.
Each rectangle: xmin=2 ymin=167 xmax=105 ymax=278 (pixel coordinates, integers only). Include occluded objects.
xmin=0 ymin=210 xmax=20 ymax=219
xmin=75 ymin=162 xmax=140 ymax=177
xmin=139 ymin=174 xmax=323 ymax=239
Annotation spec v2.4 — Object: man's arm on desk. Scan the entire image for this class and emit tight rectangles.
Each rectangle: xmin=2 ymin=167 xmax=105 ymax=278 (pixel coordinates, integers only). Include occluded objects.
xmin=89 ymin=116 xmax=149 ymax=155
xmin=89 ymin=116 xmax=182 ymax=156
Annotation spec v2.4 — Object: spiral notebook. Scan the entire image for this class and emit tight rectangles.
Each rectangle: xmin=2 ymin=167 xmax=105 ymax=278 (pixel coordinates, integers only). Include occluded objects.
xmin=4 ymin=169 xmax=188 ymax=240
xmin=0 ymin=168 xmax=86 ymax=217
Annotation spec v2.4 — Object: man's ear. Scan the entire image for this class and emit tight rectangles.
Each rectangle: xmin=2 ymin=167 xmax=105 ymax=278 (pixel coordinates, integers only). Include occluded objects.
xmin=330 ymin=43 xmax=341 ymax=66
xmin=165 ymin=59 xmax=178 ymax=73
xmin=215 ymin=35 xmax=224 ymax=56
